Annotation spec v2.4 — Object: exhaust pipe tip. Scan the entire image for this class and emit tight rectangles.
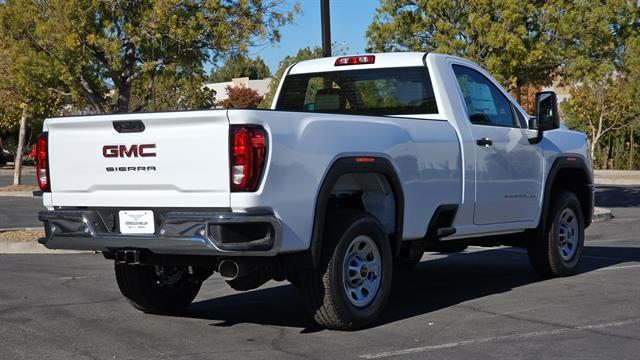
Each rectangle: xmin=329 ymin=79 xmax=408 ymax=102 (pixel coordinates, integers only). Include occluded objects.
xmin=218 ymin=259 xmax=240 ymax=281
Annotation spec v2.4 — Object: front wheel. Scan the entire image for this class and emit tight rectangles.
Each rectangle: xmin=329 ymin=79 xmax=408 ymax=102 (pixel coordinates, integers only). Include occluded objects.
xmin=298 ymin=212 xmax=393 ymax=330
xmin=527 ymin=190 xmax=585 ymax=277
xmin=115 ymin=264 xmax=209 ymax=314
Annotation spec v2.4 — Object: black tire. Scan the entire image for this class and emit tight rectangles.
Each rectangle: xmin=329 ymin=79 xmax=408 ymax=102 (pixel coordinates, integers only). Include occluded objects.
xmin=528 ymin=190 xmax=585 ymax=277
xmin=115 ymin=264 xmax=205 ymax=314
xmin=298 ymin=212 xmax=393 ymax=330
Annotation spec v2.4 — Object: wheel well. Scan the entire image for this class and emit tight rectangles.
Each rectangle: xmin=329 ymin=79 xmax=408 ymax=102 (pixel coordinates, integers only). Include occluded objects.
xmin=550 ymin=168 xmax=591 ymax=225
xmin=328 ymin=173 xmax=396 ymax=236
xmin=307 ymin=157 xmax=405 ymax=268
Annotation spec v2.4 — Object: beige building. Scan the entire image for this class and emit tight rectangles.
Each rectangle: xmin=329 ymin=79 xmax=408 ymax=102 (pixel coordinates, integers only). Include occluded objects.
xmin=542 ymin=80 xmax=571 ymax=104
xmin=204 ymin=77 xmax=273 ymax=103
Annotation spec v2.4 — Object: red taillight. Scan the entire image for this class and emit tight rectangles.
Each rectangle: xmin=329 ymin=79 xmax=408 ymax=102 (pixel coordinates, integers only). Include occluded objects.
xmin=230 ymin=126 xmax=266 ymax=192
xmin=334 ymin=55 xmax=375 ymax=66
xmin=355 ymin=157 xmax=375 ymax=163
xmin=35 ymin=132 xmax=50 ymax=192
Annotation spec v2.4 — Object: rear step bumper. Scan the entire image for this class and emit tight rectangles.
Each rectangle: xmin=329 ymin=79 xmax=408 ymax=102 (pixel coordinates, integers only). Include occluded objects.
xmin=38 ymin=210 xmax=281 ymax=256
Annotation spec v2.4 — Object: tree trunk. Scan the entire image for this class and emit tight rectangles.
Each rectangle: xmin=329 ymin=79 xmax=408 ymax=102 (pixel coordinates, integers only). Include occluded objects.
xmin=606 ymin=135 xmax=613 ymax=170
xmin=515 ymin=85 xmax=522 ymax=105
xmin=590 ymin=134 xmax=597 ymax=165
xmin=13 ymin=106 xmax=28 ymax=185
xmin=114 ymin=42 xmax=136 ymax=113
xmin=0 ymin=135 xmax=5 ymax=167
xmin=629 ymin=128 xmax=635 ymax=170
xmin=115 ymin=82 xmax=131 ymax=113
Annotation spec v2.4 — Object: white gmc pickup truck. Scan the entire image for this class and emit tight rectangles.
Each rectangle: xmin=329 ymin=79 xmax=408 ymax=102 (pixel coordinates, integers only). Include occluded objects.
xmin=36 ymin=53 xmax=593 ymax=330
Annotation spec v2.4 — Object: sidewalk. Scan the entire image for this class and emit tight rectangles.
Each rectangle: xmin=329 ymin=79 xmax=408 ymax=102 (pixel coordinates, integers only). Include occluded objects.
xmin=594 ymin=170 xmax=640 ymax=185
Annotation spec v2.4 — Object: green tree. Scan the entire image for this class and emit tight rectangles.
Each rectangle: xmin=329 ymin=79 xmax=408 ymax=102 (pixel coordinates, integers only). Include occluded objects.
xmin=129 ymin=64 xmax=216 ymax=112
xmin=563 ymin=79 xmax=635 ymax=166
xmin=366 ymin=0 xmax=565 ymax=99
xmin=0 ymin=20 xmax=68 ymax=184
xmin=259 ymin=47 xmax=323 ymax=108
xmin=209 ymin=55 xmax=272 ymax=83
xmin=624 ymin=36 xmax=640 ymax=119
xmin=0 ymin=0 xmax=298 ymax=114
xmin=557 ymin=0 xmax=639 ymax=84
xmin=560 ymin=1 xmax=640 ymax=167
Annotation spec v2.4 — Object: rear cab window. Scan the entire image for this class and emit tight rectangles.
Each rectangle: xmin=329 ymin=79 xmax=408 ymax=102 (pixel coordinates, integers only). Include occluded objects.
xmin=275 ymin=67 xmax=438 ymax=116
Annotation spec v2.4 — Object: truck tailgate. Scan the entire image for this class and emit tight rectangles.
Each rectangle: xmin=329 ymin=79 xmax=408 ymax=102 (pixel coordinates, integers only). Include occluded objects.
xmin=46 ymin=111 xmax=230 ymax=208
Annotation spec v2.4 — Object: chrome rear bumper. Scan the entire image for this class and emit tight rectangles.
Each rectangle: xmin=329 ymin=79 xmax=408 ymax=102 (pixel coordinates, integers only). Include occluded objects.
xmin=38 ymin=210 xmax=281 ymax=256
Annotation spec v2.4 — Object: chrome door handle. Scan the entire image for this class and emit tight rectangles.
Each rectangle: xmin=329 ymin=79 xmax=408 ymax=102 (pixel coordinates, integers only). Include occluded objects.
xmin=476 ymin=138 xmax=493 ymax=147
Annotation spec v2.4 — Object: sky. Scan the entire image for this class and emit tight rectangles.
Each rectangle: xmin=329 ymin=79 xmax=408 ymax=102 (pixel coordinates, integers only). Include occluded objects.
xmin=207 ymin=0 xmax=380 ymax=75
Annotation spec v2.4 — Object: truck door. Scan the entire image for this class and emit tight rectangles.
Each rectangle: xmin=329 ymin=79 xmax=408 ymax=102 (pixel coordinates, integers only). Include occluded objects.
xmin=452 ymin=65 xmax=543 ymax=225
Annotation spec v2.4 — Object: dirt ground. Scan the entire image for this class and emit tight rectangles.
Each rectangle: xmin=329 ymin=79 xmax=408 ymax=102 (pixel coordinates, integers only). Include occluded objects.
xmin=0 ymin=229 xmax=44 ymax=242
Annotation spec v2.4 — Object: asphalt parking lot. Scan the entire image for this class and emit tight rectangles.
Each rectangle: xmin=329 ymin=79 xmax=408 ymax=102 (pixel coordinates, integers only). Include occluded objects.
xmin=0 ymin=168 xmax=36 ymax=187
xmin=0 ymin=196 xmax=43 ymax=229
xmin=0 ymin=186 xmax=639 ymax=359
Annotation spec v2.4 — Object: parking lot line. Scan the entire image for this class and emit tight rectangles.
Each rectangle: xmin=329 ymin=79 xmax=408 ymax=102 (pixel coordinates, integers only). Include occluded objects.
xmin=594 ymin=264 xmax=640 ymax=271
xmin=359 ymin=318 xmax=640 ymax=359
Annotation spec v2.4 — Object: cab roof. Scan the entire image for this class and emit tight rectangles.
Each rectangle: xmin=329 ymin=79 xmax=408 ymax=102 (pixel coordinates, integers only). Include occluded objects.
xmin=288 ymin=52 xmax=432 ymax=75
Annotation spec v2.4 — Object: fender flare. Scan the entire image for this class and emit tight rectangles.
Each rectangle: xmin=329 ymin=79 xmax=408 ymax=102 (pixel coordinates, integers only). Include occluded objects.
xmin=538 ymin=155 xmax=594 ymax=234
xmin=309 ymin=157 xmax=405 ymax=267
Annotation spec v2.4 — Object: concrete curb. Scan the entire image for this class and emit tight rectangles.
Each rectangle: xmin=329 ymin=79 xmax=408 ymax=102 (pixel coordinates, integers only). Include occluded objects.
xmin=594 ymin=170 xmax=640 ymax=185
xmin=0 ymin=227 xmax=42 ymax=232
xmin=0 ymin=227 xmax=90 ymax=254
xmin=0 ymin=191 xmax=39 ymax=197
xmin=593 ymin=207 xmax=614 ymax=223
xmin=0 ymin=241 xmax=89 ymax=254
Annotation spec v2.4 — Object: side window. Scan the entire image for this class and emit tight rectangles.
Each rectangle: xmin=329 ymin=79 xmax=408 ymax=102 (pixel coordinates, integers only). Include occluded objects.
xmin=452 ymin=65 xmax=517 ymax=128
xmin=514 ymin=106 xmax=527 ymax=128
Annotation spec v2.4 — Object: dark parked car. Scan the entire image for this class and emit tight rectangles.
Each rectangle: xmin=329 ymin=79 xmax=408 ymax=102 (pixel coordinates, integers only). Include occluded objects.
xmin=0 ymin=151 xmax=7 ymax=167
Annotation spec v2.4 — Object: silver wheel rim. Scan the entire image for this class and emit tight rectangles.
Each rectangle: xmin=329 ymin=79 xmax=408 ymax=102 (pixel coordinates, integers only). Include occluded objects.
xmin=557 ymin=208 xmax=579 ymax=261
xmin=342 ymin=235 xmax=382 ymax=308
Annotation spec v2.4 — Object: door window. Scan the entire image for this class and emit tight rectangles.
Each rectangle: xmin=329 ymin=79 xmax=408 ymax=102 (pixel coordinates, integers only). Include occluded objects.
xmin=514 ymin=106 xmax=528 ymax=128
xmin=453 ymin=65 xmax=517 ymax=128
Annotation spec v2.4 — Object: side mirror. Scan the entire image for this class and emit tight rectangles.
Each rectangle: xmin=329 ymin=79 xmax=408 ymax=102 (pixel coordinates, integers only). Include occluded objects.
xmin=535 ymin=91 xmax=560 ymax=131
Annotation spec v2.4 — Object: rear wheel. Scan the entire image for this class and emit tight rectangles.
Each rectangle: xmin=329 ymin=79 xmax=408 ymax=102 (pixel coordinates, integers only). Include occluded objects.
xmin=298 ymin=212 xmax=392 ymax=330
xmin=528 ymin=190 xmax=585 ymax=277
xmin=115 ymin=264 xmax=209 ymax=314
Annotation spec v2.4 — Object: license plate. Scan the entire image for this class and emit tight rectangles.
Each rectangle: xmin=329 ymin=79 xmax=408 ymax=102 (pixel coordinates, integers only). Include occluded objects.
xmin=119 ymin=210 xmax=155 ymax=234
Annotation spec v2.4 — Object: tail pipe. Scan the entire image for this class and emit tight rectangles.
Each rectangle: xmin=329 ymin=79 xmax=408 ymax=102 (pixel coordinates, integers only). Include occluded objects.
xmin=217 ymin=258 xmax=255 ymax=281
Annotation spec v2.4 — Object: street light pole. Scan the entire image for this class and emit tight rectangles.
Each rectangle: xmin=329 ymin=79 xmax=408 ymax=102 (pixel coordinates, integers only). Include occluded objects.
xmin=321 ymin=0 xmax=331 ymax=57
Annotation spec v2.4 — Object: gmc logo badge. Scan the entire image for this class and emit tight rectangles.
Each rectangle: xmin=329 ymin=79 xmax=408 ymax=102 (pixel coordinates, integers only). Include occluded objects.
xmin=102 ymin=144 xmax=156 ymax=158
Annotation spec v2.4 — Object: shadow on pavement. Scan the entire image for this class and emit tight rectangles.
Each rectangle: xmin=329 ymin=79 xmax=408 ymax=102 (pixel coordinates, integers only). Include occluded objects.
xmin=596 ymin=186 xmax=640 ymax=208
xmin=182 ymin=245 xmax=639 ymax=332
